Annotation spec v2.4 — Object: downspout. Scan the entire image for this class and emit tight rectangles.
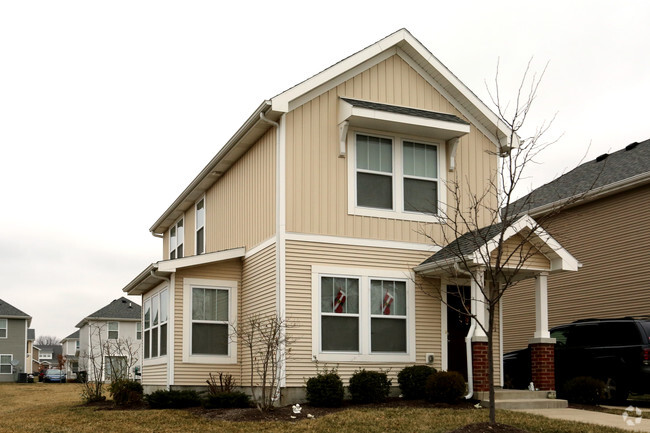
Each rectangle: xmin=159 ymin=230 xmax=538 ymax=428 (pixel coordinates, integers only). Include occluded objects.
xmin=450 ymin=262 xmax=477 ymax=400
xmin=152 ymin=233 xmax=164 ymax=238
xmin=259 ymin=111 xmax=287 ymax=399
xmin=149 ymin=269 xmax=172 ymax=388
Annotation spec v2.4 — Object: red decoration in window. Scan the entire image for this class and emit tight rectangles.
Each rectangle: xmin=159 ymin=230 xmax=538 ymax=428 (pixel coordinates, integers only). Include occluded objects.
xmin=333 ymin=289 xmax=346 ymax=313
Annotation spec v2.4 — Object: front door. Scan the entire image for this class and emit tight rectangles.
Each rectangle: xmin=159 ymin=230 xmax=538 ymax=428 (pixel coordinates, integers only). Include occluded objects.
xmin=447 ymin=285 xmax=471 ymax=380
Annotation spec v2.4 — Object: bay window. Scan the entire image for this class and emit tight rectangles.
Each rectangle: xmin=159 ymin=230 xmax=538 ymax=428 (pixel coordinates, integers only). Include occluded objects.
xmin=143 ymin=288 xmax=168 ymax=360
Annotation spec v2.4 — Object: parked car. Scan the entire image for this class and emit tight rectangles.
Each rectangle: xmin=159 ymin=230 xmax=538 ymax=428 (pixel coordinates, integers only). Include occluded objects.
xmin=504 ymin=317 xmax=650 ymax=401
xmin=43 ymin=368 xmax=66 ymax=383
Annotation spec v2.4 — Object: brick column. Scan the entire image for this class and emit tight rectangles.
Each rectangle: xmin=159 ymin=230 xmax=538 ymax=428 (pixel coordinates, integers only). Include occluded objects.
xmin=472 ymin=341 xmax=489 ymax=392
xmin=529 ymin=341 xmax=555 ymax=390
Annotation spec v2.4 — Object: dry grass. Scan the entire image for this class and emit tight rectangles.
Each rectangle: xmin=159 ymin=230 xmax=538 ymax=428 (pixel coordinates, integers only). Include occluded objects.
xmin=0 ymin=383 xmax=631 ymax=433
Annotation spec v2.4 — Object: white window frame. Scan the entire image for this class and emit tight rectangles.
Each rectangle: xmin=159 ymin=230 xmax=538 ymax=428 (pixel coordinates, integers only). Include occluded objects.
xmin=311 ymin=265 xmax=416 ymax=363
xmin=107 ymin=321 xmax=119 ymax=340
xmin=169 ymin=217 xmax=184 ymax=259
xmin=195 ymin=196 xmax=206 ymax=255
xmin=0 ymin=319 xmax=6 ymax=339
xmin=0 ymin=354 xmax=12 ymax=374
xmin=40 ymin=352 xmax=52 ymax=360
xmin=347 ymin=129 xmax=446 ymax=223
xmin=136 ymin=322 xmax=142 ymax=340
xmin=182 ymin=278 xmax=237 ymax=364
xmin=143 ymin=283 xmax=169 ymax=365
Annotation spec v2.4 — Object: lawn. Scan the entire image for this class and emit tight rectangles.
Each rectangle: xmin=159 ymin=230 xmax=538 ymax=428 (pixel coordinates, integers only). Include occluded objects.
xmin=0 ymin=383 xmax=630 ymax=433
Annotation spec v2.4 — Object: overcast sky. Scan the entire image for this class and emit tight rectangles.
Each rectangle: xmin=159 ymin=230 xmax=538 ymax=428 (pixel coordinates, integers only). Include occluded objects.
xmin=1 ymin=1 xmax=649 ymax=340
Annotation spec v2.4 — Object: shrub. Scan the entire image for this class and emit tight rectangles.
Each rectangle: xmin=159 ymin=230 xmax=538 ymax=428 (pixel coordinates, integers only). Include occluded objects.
xmin=109 ymin=379 xmax=143 ymax=406
xmin=203 ymin=391 xmax=251 ymax=409
xmin=397 ymin=365 xmax=437 ymax=400
xmin=145 ymin=389 xmax=202 ymax=409
xmin=562 ymin=376 xmax=605 ymax=405
xmin=425 ymin=371 xmax=466 ymax=403
xmin=305 ymin=369 xmax=344 ymax=407
xmin=348 ymin=369 xmax=391 ymax=404
xmin=206 ymin=372 xmax=236 ymax=395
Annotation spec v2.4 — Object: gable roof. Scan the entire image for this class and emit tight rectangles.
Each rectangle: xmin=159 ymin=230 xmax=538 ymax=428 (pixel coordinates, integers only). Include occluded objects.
xmin=0 ymin=298 xmax=31 ymax=320
xmin=511 ymin=138 xmax=650 ymax=217
xmin=150 ymin=28 xmax=514 ymax=235
xmin=419 ymin=222 xmax=504 ymax=266
xmin=76 ymin=297 xmax=141 ymax=328
xmin=62 ymin=330 xmax=80 ymax=341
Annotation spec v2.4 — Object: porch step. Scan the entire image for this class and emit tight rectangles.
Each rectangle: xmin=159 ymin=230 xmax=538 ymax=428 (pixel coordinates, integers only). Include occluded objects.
xmin=475 ymin=390 xmax=568 ymax=410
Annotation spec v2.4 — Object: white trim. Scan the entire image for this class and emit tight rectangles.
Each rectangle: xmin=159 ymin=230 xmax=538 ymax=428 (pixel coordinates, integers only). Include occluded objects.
xmin=245 ymin=236 xmax=276 ymax=258
xmin=499 ymin=296 xmax=504 ymax=388
xmin=182 ymin=278 xmax=238 ymax=364
xmin=285 ymin=232 xmax=438 ymax=252
xmin=0 ymin=318 xmax=6 ymax=339
xmin=157 ymin=247 xmax=246 ymax=272
xmin=168 ymin=215 xmax=185 ymax=260
xmin=168 ymin=273 xmax=175 ymax=387
xmin=0 ymin=354 xmax=13 ymax=374
xmin=440 ymin=280 xmax=448 ymax=371
xmin=276 ymin=114 xmax=287 ymax=387
xmin=311 ymin=265 xmax=416 ymax=363
xmin=194 ymin=195 xmax=206 ymax=256
xmin=107 ymin=321 xmax=119 ymax=340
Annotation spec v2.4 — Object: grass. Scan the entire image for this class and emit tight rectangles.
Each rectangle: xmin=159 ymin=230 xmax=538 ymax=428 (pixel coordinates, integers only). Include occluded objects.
xmin=0 ymin=383 xmax=633 ymax=433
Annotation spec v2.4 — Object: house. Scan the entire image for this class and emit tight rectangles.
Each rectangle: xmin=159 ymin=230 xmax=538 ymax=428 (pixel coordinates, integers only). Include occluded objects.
xmin=502 ymin=138 xmax=650 ymax=353
xmin=61 ymin=330 xmax=80 ymax=379
xmin=0 ymin=299 xmax=32 ymax=382
xmin=27 ymin=329 xmax=38 ymax=374
xmin=122 ymin=29 xmax=576 ymax=401
xmin=36 ymin=344 xmax=63 ymax=368
xmin=76 ymin=297 xmax=142 ymax=382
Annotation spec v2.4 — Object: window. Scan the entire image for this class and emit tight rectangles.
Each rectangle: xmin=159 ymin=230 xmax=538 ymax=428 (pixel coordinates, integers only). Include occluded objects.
xmin=183 ymin=278 xmax=237 ymax=363
xmin=312 ymin=266 xmax=415 ymax=362
xmin=136 ymin=322 xmax=142 ymax=340
xmin=143 ymin=288 xmax=168 ymax=360
xmin=104 ymin=356 xmax=127 ymax=381
xmin=196 ymin=198 xmax=205 ymax=255
xmin=108 ymin=322 xmax=119 ymax=340
xmin=0 ymin=319 xmax=6 ymax=338
xmin=40 ymin=352 xmax=52 ymax=360
xmin=0 ymin=354 xmax=12 ymax=374
xmin=75 ymin=340 xmax=80 ymax=350
xmin=349 ymin=131 xmax=444 ymax=222
xmin=169 ymin=218 xmax=184 ymax=259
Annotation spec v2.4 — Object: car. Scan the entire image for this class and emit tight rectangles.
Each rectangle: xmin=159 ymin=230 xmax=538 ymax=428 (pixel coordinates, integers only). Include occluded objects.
xmin=504 ymin=317 xmax=650 ymax=401
xmin=43 ymin=368 xmax=66 ymax=383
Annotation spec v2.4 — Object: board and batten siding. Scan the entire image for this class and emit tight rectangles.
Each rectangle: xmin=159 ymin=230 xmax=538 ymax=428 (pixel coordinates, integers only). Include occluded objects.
xmin=283 ymin=239 xmax=441 ymax=387
xmin=502 ymin=184 xmax=650 ymax=352
xmin=284 ymin=54 xmax=498 ymax=244
xmin=173 ymin=259 xmax=243 ymax=386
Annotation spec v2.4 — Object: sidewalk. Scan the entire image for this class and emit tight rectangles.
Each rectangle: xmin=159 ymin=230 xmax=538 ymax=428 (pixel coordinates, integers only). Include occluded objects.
xmin=515 ymin=408 xmax=650 ymax=432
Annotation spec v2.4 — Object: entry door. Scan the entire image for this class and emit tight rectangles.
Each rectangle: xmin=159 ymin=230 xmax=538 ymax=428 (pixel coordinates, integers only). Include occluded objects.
xmin=447 ymin=285 xmax=471 ymax=380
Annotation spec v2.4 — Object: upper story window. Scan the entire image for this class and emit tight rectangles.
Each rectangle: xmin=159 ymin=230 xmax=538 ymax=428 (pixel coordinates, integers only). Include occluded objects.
xmin=196 ymin=198 xmax=205 ymax=255
xmin=0 ymin=319 xmax=6 ymax=338
xmin=136 ymin=322 xmax=142 ymax=340
xmin=144 ymin=288 xmax=168 ymax=360
xmin=349 ymin=131 xmax=444 ymax=222
xmin=75 ymin=340 xmax=80 ymax=350
xmin=169 ymin=218 xmax=184 ymax=259
xmin=40 ymin=352 xmax=52 ymax=360
xmin=108 ymin=322 xmax=119 ymax=340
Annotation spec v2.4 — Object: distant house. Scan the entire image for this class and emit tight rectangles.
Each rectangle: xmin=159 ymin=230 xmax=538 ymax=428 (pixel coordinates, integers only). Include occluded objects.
xmin=0 ymin=299 xmax=32 ymax=382
xmin=61 ymin=330 xmax=80 ymax=378
xmin=26 ymin=329 xmax=38 ymax=373
xmin=76 ymin=297 xmax=142 ymax=382
xmin=36 ymin=344 xmax=63 ymax=368
xmin=503 ymin=138 xmax=650 ymax=352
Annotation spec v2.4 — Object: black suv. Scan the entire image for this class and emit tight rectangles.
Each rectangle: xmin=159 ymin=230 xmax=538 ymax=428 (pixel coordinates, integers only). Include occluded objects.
xmin=504 ymin=317 xmax=650 ymax=401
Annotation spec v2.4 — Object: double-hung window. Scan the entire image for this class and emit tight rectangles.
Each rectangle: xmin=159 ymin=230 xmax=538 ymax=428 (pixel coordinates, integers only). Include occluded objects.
xmin=196 ymin=198 xmax=205 ymax=255
xmin=403 ymin=141 xmax=438 ymax=214
xmin=143 ymin=288 xmax=168 ymax=360
xmin=107 ymin=322 xmax=119 ymax=340
xmin=0 ymin=319 xmax=6 ymax=338
xmin=169 ymin=218 xmax=184 ymax=259
xmin=312 ymin=266 xmax=415 ymax=362
xmin=0 ymin=354 xmax=12 ymax=374
xmin=136 ymin=322 xmax=142 ymax=340
xmin=356 ymin=134 xmax=393 ymax=209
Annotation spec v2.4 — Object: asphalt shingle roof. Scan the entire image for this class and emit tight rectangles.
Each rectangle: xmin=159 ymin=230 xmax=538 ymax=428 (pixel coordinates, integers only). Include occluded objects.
xmin=510 ymin=138 xmax=650 ymax=215
xmin=85 ymin=297 xmax=141 ymax=321
xmin=341 ymin=97 xmax=470 ymax=125
xmin=63 ymin=330 xmax=79 ymax=340
xmin=0 ymin=298 xmax=30 ymax=318
xmin=420 ymin=222 xmax=504 ymax=266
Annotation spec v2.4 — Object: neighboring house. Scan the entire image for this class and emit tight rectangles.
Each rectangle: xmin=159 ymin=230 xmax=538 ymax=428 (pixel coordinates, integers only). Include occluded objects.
xmin=0 ymin=299 xmax=32 ymax=382
xmin=61 ymin=330 xmax=80 ymax=379
xmin=26 ymin=329 xmax=38 ymax=374
xmin=503 ymin=138 xmax=650 ymax=353
xmin=37 ymin=344 xmax=63 ymax=368
xmin=122 ymin=28 xmax=575 ymax=400
xmin=76 ymin=297 xmax=142 ymax=382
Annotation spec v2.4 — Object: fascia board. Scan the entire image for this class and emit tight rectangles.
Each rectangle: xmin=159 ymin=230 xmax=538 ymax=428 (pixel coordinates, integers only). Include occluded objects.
xmin=122 ymin=264 xmax=157 ymax=293
xmin=156 ymin=247 xmax=246 ymax=272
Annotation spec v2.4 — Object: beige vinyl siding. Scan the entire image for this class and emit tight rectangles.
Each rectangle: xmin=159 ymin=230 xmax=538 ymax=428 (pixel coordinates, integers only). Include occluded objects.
xmin=285 ymin=54 xmax=498 ymax=244
xmin=284 ymin=239 xmax=440 ymax=387
xmin=205 ymin=128 xmax=276 ymax=253
xmin=173 ymin=259 xmax=243 ymax=385
xmin=502 ymin=184 xmax=650 ymax=352
xmin=239 ymin=243 xmax=277 ymax=386
xmin=142 ymin=363 xmax=167 ymax=385
xmin=492 ymin=235 xmax=551 ymax=270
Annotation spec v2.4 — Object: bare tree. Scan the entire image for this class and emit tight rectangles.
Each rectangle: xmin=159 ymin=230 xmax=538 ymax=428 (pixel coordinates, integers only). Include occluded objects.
xmin=35 ymin=335 xmax=61 ymax=346
xmin=230 ymin=314 xmax=294 ymax=412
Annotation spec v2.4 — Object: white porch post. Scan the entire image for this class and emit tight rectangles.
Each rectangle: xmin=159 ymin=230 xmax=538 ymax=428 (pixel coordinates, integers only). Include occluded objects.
xmin=471 ymin=269 xmax=487 ymax=338
xmin=533 ymin=272 xmax=550 ymax=339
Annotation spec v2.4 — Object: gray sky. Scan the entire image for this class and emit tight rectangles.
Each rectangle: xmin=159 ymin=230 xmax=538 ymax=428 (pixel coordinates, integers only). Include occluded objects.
xmin=1 ymin=1 xmax=649 ymax=340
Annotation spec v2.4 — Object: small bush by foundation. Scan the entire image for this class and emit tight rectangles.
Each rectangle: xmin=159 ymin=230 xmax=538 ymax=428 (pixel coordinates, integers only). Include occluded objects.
xmin=397 ymin=365 xmax=437 ymax=400
xmin=425 ymin=371 xmax=466 ymax=403
xmin=306 ymin=368 xmax=344 ymax=407
xmin=109 ymin=379 xmax=143 ymax=406
xmin=145 ymin=389 xmax=202 ymax=409
xmin=203 ymin=391 xmax=251 ymax=409
xmin=348 ymin=369 xmax=391 ymax=404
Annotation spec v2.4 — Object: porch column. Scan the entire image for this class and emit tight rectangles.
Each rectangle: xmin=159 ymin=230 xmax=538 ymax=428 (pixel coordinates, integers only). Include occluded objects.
xmin=529 ymin=272 xmax=556 ymax=390
xmin=470 ymin=268 xmax=489 ymax=391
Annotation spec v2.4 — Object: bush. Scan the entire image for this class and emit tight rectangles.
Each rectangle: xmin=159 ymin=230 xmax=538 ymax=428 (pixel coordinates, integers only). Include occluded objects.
xmin=425 ymin=371 xmax=466 ymax=403
xmin=348 ymin=369 xmax=391 ymax=404
xmin=306 ymin=369 xmax=344 ymax=407
xmin=109 ymin=379 xmax=143 ymax=406
xmin=203 ymin=391 xmax=251 ymax=409
xmin=145 ymin=389 xmax=202 ymax=409
xmin=562 ymin=376 xmax=604 ymax=405
xmin=397 ymin=365 xmax=437 ymax=400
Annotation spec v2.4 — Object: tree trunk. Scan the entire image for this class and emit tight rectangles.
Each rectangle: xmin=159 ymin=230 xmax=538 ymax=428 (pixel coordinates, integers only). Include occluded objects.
xmin=488 ymin=308 xmax=496 ymax=425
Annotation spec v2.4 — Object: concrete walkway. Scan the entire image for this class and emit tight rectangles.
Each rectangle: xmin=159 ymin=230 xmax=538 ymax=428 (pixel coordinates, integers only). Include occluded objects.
xmin=515 ymin=407 xmax=650 ymax=432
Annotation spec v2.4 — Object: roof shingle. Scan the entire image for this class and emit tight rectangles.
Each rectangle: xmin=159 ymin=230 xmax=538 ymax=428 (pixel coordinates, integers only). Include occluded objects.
xmin=0 ymin=298 xmax=31 ymax=318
